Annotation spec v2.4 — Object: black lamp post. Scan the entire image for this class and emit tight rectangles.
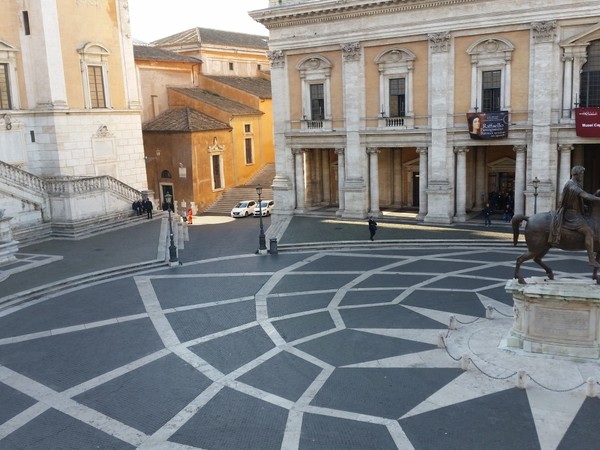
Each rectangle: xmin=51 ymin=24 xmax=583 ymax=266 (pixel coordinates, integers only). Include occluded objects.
xmin=532 ymin=177 xmax=540 ymax=214
xmin=164 ymin=192 xmax=178 ymax=264
xmin=256 ymin=185 xmax=267 ymax=254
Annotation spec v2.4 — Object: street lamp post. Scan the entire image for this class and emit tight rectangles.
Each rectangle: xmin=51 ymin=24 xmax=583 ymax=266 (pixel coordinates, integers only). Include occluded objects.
xmin=532 ymin=177 xmax=540 ymax=214
xmin=256 ymin=185 xmax=267 ymax=254
xmin=164 ymin=192 xmax=179 ymax=265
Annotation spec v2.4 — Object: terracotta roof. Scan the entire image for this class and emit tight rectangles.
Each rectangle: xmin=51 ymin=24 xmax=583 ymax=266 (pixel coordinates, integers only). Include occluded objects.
xmin=142 ymin=107 xmax=231 ymax=132
xmin=170 ymin=88 xmax=263 ymax=115
xmin=152 ymin=27 xmax=269 ymax=50
xmin=133 ymin=45 xmax=200 ymax=63
xmin=204 ymin=76 xmax=272 ymax=99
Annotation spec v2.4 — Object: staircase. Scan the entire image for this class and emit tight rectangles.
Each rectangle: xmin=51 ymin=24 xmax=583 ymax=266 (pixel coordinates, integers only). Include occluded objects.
xmin=204 ymin=164 xmax=275 ymax=215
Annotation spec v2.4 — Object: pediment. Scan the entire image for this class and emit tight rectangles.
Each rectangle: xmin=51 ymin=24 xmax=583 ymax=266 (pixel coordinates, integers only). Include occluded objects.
xmin=561 ymin=23 xmax=600 ymax=47
xmin=296 ymin=55 xmax=332 ymax=72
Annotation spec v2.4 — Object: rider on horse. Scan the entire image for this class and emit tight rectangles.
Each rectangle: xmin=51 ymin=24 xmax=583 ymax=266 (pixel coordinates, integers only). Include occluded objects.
xmin=549 ymin=165 xmax=600 ymax=267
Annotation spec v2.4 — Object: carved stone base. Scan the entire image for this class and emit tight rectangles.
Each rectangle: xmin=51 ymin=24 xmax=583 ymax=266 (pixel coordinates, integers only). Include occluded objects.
xmin=505 ymin=278 xmax=600 ymax=359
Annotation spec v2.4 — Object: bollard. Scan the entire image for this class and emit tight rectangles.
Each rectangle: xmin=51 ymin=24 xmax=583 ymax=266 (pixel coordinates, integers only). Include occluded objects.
xmin=448 ymin=315 xmax=456 ymax=330
xmin=437 ymin=332 xmax=446 ymax=349
xmin=269 ymin=238 xmax=278 ymax=255
xmin=461 ymin=355 xmax=470 ymax=371
xmin=586 ymin=377 xmax=597 ymax=398
xmin=517 ymin=369 xmax=527 ymax=389
xmin=486 ymin=305 xmax=494 ymax=319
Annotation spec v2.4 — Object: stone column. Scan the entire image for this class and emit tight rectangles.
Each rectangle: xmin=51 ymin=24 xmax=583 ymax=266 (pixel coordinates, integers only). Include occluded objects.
xmin=454 ymin=147 xmax=469 ymax=222
xmin=529 ymin=21 xmax=557 ymax=212
xmin=558 ymin=144 xmax=573 ymax=201
xmin=425 ymin=32 xmax=453 ymax=223
xmin=561 ymin=55 xmax=574 ymax=121
xmin=367 ymin=147 xmax=381 ymax=216
xmin=117 ymin=0 xmax=141 ymax=109
xmin=335 ymin=148 xmax=346 ymax=216
xmin=23 ymin=1 xmax=68 ymax=109
xmin=416 ymin=147 xmax=428 ymax=220
xmin=293 ymin=148 xmax=306 ymax=213
xmin=513 ymin=145 xmax=527 ymax=215
xmin=341 ymin=42 xmax=368 ymax=218
xmin=267 ymin=50 xmax=294 ymax=215
xmin=474 ymin=148 xmax=486 ymax=210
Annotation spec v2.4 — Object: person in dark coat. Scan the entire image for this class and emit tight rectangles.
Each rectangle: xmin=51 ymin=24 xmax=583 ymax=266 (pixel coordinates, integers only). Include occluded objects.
xmin=368 ymin=216 xmax=377 ymax=241
xmin=482 ymin=203 xmax=492 ymax=227
xmin=142 ymin=198 xmax=153 ymax=219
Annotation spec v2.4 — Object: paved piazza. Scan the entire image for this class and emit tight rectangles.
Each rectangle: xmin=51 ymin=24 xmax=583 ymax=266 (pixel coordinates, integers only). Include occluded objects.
xmin=1 ymin=245 xmax=600 ymax=449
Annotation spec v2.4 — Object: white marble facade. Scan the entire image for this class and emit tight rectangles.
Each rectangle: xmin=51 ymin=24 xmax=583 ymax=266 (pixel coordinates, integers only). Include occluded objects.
xmin=251 ymin=0 xmax=600 ymax=224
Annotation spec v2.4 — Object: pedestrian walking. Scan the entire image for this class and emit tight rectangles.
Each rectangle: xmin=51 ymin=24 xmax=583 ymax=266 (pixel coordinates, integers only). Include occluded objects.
xmin=142 ymin=198 xmax=153 ymax=219
xmin=187 ymin=208 xmax=193 ymax=224
xmin=368 ymin=216 xmax=377 ymax=241
xmin=483 ymin=203 xmax=492 ymax=227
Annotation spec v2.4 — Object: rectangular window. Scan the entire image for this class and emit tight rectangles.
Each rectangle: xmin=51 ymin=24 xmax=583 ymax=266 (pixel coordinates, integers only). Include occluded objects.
xmin=244 ymin=123 xmax=251 ymax=133
xmin=88 ymin=65 xmax=106 ymax=108
xmin=245 ymin=138 xmax=253 ymax=164
xmin=23 ymin=11 xmax=31 ymax=35
xmin=229 ymin=62 xmax=234 ymax=71
xmin=0 ymin=64 xmax=12 ymax=110
xmin=389 ymin=78 xmax=406 ymax=117
xmin=482 ymin=70 xmax=501 ymax=112
xmin=212 ymin=155 xmax=222 ymax=189
xmin=310 ymin=83 xmax=324 ymax=120
xmin=580 ymin=41 xmax=600 ymax=107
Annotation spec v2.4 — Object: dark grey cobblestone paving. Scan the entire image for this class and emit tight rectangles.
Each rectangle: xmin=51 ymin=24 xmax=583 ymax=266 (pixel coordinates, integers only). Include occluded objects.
xmin=1 ymin=241 xmax=599 ymax=449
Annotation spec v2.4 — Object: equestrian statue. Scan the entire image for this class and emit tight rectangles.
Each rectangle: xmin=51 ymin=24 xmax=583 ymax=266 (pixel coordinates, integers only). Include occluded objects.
xmin=512 ymin=165 xmax=600 ymax=284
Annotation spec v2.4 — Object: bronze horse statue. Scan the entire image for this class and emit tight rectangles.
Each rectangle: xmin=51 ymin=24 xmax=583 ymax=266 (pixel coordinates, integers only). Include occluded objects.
xmin=512 ymin=192 xmax=600 ymax=284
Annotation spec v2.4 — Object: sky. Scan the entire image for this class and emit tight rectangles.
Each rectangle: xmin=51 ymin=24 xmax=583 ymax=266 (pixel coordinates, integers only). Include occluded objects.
xmin=128 ymin=0 xmax=270 ymax=43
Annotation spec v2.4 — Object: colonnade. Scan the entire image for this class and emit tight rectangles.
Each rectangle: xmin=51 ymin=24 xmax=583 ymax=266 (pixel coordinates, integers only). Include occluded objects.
xmin=289 ymin=143 xmax=577 ymax=221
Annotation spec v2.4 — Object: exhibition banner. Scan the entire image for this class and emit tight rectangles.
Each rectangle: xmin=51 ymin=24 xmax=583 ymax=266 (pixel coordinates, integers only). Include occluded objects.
xmin=467 ymin=111 xmax=509 ymax=139
xmin=575 ymin=108 xmax=600 ymax=137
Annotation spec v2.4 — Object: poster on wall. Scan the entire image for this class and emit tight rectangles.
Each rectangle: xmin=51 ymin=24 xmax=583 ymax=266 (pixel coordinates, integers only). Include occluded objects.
xmin=466 ymin=111 xmax=509 ymax=139
xmin=575 ymin=108 xmax=600 ymax=137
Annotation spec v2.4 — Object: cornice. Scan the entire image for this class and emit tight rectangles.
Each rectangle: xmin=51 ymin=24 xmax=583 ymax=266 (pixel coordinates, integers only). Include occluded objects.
xmin=250 ymin=0 xmax=477 ymax=30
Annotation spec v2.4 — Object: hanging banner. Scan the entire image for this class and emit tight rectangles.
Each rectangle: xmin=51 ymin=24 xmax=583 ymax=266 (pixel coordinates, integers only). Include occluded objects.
xmin=466 ymin=111 xmax=509 ymax=140
xmin=575 ymin=108 xmax=600 ymax=137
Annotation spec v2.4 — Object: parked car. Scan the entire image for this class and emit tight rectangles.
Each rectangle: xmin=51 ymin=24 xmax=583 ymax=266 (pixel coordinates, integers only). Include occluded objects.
xmin=230 ymin=200 xmax=256 ymax=218
xmin=254 ymin=200 xmax=274 ymax=217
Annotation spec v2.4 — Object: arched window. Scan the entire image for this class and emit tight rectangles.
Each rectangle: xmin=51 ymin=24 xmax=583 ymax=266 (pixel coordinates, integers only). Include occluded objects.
xmin=297 ymin=55 xmax=332 ymax=130
xmin=0 ymin=40 xmax=20 ymax=110
xmin=78 ymin=42 xmax=111 ymax=109
xmin=467 ymin=38 xmax=515 ymax=112
xmin=375 ymin=48 xmax=416 ymax=128
xmin=161 ymin=170 xmax=172 ymax=178
xmin=580 ymin=40 xmax=600 ymax=107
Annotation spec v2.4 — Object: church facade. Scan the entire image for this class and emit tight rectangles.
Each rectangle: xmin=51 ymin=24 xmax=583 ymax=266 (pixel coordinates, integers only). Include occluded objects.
xmin=251 ymin=0 xmax=600 ymax=223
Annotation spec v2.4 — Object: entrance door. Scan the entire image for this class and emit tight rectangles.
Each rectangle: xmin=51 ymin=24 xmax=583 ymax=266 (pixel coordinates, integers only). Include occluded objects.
xmin=412 ymin=172 xmax=419 ymax=206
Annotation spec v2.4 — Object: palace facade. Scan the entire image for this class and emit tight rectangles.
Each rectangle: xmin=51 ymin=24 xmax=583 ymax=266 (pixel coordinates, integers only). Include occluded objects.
xmin=251 ymin=0 xmax=600 ymax=223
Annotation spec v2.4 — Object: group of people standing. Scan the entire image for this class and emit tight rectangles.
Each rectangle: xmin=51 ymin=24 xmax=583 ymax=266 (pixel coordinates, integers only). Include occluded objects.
xmin=132 ymin=198 xmax=153 ymax=219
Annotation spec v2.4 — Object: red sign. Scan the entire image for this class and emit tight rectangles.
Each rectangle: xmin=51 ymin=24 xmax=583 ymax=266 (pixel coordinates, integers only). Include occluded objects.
xmin=575 ymin=108 xmax=600 ymax=137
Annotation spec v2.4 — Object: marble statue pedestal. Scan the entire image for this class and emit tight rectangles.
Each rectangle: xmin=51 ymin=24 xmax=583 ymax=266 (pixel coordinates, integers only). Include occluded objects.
xmin=505 ymin=277 xmax=600 ymax=359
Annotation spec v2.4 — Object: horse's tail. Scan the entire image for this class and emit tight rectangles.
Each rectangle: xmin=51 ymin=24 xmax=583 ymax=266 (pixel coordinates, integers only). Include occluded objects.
xmin=511 ymin=214 xmax=528 ymax=246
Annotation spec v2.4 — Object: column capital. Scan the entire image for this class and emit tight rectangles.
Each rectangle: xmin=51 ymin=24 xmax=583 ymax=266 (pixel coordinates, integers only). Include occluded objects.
xmin=513 ymin=144 xmax=527 ymax=154
xmin=267 ymin=50 xmax=285 ymax=69
xmin=341 ymin=42 xmax=361 ymax=62
xmin=428 ymin=32 xmax=451 ymax=53
xmin=335 ymin=148 xmax=345 ymax=155
xmin=366 ymin=147 xmax=380 ymax=154
xmin=453 ymin=146 xmax=469 ymax=154
xmin=416 ymin=147 xmax=428 ymax=155
xmin=291 ymin=148 xmax=306 ymax=155
xmin=532 ymin=21 xmax=556 ymax=43
xmin=558 ymin=144 xmax=574 ymax=153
